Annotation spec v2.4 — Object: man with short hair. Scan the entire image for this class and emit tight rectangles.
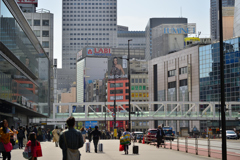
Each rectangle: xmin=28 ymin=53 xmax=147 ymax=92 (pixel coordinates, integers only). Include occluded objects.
xmin=156 ymin=125 xmax=165 ymax=148
xmin=90 ymin=126 xmax=101 ymax=153
xmin=59 ymin=117 xmax=84 ymax=160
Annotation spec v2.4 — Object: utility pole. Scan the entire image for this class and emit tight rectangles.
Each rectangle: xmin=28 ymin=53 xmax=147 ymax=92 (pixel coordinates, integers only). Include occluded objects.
xmin=128 ymin=39 xmax=132 ymax=131
xmin=219 ymin=0 xmax=227 ymax=160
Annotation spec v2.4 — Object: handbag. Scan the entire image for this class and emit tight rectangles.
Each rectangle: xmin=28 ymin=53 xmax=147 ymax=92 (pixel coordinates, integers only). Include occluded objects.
xmin=22 ymin=146 xmax=32 ymax=159
xmin=2 ymin=142 xmax=13 ymax=152
xmin=63 ymin=133 xmax=80 ymax=160
xmin=119 ymin=144 xmax=124 ymax=151
xmin=36 ymin=142 xmax=42 ymax=157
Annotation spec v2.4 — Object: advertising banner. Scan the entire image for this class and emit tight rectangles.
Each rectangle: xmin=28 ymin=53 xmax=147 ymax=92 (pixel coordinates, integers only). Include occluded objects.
xmin=86 ymin=48 xmax=112 ymax=57
xmin=108 ymin=56 xmax=128 ymax=79
xmin=85 ymin=121 xmax=98 ymax=129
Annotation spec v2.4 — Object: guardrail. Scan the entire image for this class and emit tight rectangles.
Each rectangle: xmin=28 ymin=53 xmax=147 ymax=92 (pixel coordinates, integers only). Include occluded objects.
xmin=142 ymin=135 xmax=240 ymax=159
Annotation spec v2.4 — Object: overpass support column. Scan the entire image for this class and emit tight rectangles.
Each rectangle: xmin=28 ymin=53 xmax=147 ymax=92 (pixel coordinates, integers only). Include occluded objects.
xmin=85 ymin=105 xmax=88 ymax=119
xmin=212 ymin=103 xmax=216 ymax=118
xmin=228 ymin=104 xmax=232 ymax=117
xmin=53 ymin=103 xmax=56 ymax=120
xmin=69 ymin=104 xmax=72 ymax=117
xmin=196 ymin=103 xmax=199 ymax=117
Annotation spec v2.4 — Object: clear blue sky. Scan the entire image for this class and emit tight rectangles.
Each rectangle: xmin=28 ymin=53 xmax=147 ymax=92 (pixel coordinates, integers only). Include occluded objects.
xmin=37 ymin=0 xmax=210 ymax=68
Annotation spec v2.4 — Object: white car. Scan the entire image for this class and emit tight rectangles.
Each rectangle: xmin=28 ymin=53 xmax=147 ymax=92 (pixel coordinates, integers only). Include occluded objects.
xmin=226 ymin=130 xmax=238 ymax=139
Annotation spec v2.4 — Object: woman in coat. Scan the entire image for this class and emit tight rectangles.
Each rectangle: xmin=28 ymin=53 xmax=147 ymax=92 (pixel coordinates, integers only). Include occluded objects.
xmin=80 ymin=127 xmax=86 ymax=142
xmin=0 ymin=120 xmax=16 ymax=160
xmin=52 ymin=126 xmax=60 ymax=147
xmin=23 ymin=127 xmax=28 ymax=147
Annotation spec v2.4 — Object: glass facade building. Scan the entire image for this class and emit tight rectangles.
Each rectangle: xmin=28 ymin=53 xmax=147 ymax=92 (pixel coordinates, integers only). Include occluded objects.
xmin=199 ymin=37 xmax=240 ymax=102
xmin=0 ymin=0 xmax=49 ymax=126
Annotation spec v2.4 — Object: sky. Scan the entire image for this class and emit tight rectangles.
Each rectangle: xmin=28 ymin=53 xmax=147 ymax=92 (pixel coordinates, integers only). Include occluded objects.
xmin=37 ymin=0 xmax=210 ymax=68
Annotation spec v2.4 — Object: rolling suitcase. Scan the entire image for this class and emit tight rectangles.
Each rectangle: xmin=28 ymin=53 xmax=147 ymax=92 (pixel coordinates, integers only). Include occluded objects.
xmin=98 ymin=143 xmax=103 ymax=152
xmin=133 ymin=141 xmax=139 ymax=154
xmin=86 ymin=142 xmax=90 ymax=152
xmin=133 ymin=145 xmax=139 ymax=154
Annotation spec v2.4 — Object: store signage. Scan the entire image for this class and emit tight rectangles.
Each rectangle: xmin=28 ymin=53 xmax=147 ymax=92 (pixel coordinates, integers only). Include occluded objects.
xmin=110 ymin=96 xmax=123 ymax=100
xmin=86 ymin=48 xmax=112 ymax=56
xmin=164 ymin=24 xmax=196 ymax=34
xmin=16 ymin=0 xmax=38 ymax=4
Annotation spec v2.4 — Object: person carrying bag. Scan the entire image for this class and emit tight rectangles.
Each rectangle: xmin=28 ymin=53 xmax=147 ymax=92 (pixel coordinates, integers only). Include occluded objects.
xmin=59 ymin=117 xmax=84 ymax=160
xmin=63 ymin=133 xmax=80 ymax=160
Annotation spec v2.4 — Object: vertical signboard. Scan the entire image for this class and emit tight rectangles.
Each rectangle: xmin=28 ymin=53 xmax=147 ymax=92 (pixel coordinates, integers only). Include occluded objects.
xmin=108 ymin=56 xmax=128 ymax=79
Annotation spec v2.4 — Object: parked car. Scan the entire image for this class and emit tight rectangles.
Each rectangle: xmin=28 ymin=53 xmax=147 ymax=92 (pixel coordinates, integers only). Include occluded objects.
xmin=145 ymin=129 xmax=157 ymax=143
xmin=133 ymin=131 xmax=144 ymax=140
xmin=226 ymin=130 xmax=238 ymax=139
xmin=163 ymin=126 xmax=175 ymax=141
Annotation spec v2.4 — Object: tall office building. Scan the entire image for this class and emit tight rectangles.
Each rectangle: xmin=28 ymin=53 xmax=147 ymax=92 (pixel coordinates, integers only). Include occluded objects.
xmin=210 ymin=0 xmax=235 ymax=41
xmin=59 ymin=0 xmax=118 ymax=91
xmin=145 ymin=18 xmax=188 ymax=61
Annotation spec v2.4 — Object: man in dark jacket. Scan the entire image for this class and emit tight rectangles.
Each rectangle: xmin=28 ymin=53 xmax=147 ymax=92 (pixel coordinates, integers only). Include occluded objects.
xmin=90 ymin=126 xmax=101 ymax=153
xmin=59 ymin=117 xmax=84 ymax=160
xmin=17 ymin=126 xmax=25 ymax=149
xmin=156 ymin=125 xmax=165 ymax=148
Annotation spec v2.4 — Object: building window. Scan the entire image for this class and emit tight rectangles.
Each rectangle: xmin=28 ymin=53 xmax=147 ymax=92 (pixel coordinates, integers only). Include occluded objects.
xmin=42 ymin=31 xmax=49 ymax=37
xmin=168 ymin=81 xmax=176 ymax=89
xmin=42 ymin=20 xmax=49 ymax=26
xmin=110 ymin=90 xmax=123 ymax=94
xmin=179 ymin=67 xmax=188 ymax=75
xmin=135 ymin=79 xmax=138 ymax=83
xmin=42 ymin=41 xmax=49 ymax=48
xmin=125 ymin=82 xmax=129 ymax=86
xmin=33 ymin=30 xmax=40 ymax=37
xmin=110 ymin=83 xmax=123 ymax=88
xmin=125 ymin=95 xmax=129 ymax=99
xmin=125 ymin=89 xmax=129 ymax=93
xmin=139 ymin=79 xmax=142 ymax=83
xmin=180 ymin=79 xmax=188 ymax=86
xmin=168 ymin=70 xmax=176 ymax=77
xmin=34 ymin=20 xmax=40 ymax=26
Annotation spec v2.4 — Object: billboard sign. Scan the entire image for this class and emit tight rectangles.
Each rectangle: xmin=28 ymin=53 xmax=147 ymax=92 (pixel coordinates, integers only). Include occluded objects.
xmin=86 ymin=48 xmax=112 ymax=57
xmin=108 ymin=56 xmax=128 ymax=79
xmin=85 ymin=121 xmax=98 ymax=128
xmin=16 ymin=0 xmax=38 ymax=4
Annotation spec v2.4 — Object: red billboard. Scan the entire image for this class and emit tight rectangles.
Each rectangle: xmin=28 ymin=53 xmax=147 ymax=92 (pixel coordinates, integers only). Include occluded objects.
xmin=110 ymin=121 xmax=124 ymax=128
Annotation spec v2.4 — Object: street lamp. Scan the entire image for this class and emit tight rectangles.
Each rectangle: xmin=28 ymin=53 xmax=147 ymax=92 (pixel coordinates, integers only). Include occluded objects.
xmin=128 ymin=39 xmax=132 ymax=132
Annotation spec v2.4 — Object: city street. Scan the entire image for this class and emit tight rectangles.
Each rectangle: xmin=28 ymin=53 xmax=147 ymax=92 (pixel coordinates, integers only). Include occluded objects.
xmin=11 ymin=140 xmax=215 ymax=160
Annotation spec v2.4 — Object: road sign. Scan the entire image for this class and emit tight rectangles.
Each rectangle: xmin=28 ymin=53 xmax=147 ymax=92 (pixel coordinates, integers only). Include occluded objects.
xmin=112 ymin=113 xmax=115 ymax=117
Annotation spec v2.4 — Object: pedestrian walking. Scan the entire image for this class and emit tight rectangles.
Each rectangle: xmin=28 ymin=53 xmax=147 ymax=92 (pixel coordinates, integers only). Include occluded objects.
xmin=32 ymin=126 xmax=38 ymax=135
xmin=0 ymin=119 xmax=16 ymax=160
xmin=26 ymin=132 xmax=42 ymax=160
xmin=42 ymin=129 xmax=46 ymax=141
xmin=122 ymin=128 xmax=133 ymax=155
xmin=90 ymin=126 xmax=101 ymax=153
xmin=80 ymin=127 xmax=86 ymax=142
xmin=52 ymin=126 xmax=60 ymax=147
xmin=10 ymin=126 xmax=17 ymax=148
xmin=23 ymin=127 xmax=27 ymax=147
xmin=156 ymin=125 xmax=165 ymax=148
xmin=118 ymin=130 xmax=122 ymax=139
xmin=59 ymin=117 xmax=84 ymax=160
xmin=17 ymin=126 xmax=25 ymax=149
xmin=37 ymin=127 xmax=42 ymax=142
xmin=47 ymin=129 xmax=51 ymax=142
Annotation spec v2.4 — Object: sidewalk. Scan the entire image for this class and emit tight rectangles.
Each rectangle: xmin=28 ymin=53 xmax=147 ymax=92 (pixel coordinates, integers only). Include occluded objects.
xmin=11 ymin=140 xmax=217 ymax=160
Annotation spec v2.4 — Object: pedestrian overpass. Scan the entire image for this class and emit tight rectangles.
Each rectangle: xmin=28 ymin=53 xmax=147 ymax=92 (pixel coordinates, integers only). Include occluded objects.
xmin=46 ymin=101 xmax=240 ymax=125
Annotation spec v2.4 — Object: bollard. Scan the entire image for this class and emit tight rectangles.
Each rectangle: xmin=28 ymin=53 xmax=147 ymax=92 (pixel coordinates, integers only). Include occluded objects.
xmin=185 ymin=137 xmax=188 ymax=153
xmin=208 ymin=137 xmax=210 ymax=157
xmin=195 ymin=137 xmax=198 ymax=155
xmin=170 ymin=138 xmax=172 ymax=149
xmin=177 ymin=136 xmax=179 ymax=151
